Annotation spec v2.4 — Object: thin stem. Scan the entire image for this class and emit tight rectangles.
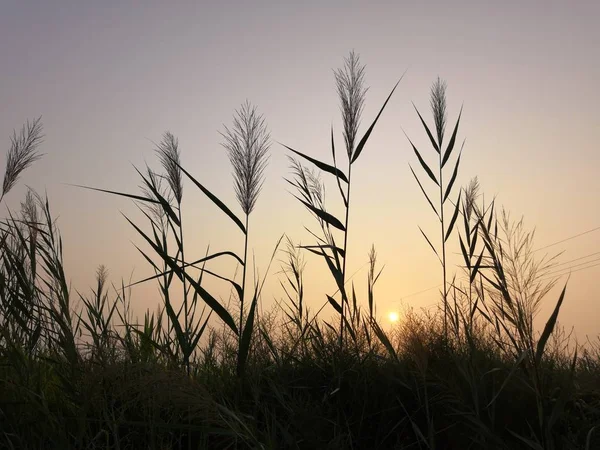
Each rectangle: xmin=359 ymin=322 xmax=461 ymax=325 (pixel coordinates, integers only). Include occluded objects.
xmin=340 ymin=162 xmax=353 ymax=351
xmin=439 ymin=147 xmax=448 ymax=339
xmin=177 ymin=206 xmax=189 ymax=374
xmin=240 ymin=214 xmax=250 ymax=348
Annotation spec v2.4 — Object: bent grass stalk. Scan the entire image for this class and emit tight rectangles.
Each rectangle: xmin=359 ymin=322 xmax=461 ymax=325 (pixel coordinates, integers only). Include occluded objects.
xmin=282 ymin=51 xmax=401 ymax=351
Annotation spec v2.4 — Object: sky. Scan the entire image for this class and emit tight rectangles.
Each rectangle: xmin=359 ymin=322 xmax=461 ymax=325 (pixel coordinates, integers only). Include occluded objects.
xmin=1 ymin=1 xmax=599 ymax=339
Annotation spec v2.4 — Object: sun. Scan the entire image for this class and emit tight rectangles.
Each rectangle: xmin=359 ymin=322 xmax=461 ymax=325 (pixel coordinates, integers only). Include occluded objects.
xmin=388 ymin=311 xmax=399 ymax=323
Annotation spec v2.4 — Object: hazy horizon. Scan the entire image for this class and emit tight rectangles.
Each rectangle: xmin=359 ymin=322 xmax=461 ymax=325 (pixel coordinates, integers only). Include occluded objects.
xmin=2 ymin=1 xmax=599 ymax=339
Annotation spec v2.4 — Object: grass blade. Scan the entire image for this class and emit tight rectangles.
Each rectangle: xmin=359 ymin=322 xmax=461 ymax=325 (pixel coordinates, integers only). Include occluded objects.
xmin=535 ymin=283 xmax=567 ymax=366
xmin=299 ymin=244 xmax=345 ymax=259
xmin=123 ymin=214 xmax=239 ymax=334
xmin=327 ymin=295 xmax=342 ymax=314
xmin=174 ymin=161 xmax=247 ymax=234
xmin=280 ymin=143 xmax=348 ymax=183
xmin=441 ymin=107 xmax=463 ymax=168
xmin=443 ymin=150 xmax=462 ymax=202
xmin=351 ymin=77 xmax=402 ymax=164
xmin=293 ymin=194 xmax=346 ymax=231
xmin=371 ymin=318 xmax=398 ymax=362
xmin=486 ymin=350 xmax=528 ymax=409
xmin=413 ymin=104 xmax=440 ymax=154
xmin=237 ymin=289 xmax=258 ymax=376
xmin=410 ymin=165 xmax=439 ymax=219
xmin=408 ymin=138 xmax=439 ymax=186
xmin=419 ymin=226 xmax=441 ymax=262
xmin=331 ymin=127 xmax=348 ymax=206
xmin=444 ymin=192 xmax=461 ymax=242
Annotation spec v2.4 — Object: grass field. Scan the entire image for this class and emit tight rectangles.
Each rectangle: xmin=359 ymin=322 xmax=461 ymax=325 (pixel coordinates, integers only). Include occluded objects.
xmin=1 ymin=53 xmax=598 ymax=449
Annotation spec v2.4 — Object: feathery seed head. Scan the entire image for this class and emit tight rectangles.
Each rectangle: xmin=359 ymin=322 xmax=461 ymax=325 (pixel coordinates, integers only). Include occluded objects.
xmin=2 ymin=117 xmax=44 ymax=200
xmin=335 ymin=51 xmax=367 ymax=158
xmin=465 ymin=177 xmax=480 ymax=220
xmin=430 ymin=77 xmax=447 ymax=146
xmin=155 ymin=132 xmax=183 ymax=204
xmin=139 ymin=166 xmax=174 ymax=227
xmin=20 ymin=188 xmax=39 ymax=241
xmin=221 ymin=101 xmax=271 ymax=216
xmin=288 ymin=157 xmax=325 ymax=210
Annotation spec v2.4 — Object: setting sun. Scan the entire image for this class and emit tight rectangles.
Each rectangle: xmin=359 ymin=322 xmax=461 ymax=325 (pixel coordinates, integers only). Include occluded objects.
xmin=388 ymin=312 xmax=399 ymax=323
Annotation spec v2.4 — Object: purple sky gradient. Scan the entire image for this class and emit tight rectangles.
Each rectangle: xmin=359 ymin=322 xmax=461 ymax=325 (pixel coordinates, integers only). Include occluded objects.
xmin=2 ymin=1 xmax=599 ymax=337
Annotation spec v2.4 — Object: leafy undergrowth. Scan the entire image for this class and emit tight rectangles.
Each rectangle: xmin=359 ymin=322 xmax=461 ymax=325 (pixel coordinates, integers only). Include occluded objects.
xmin=2 ymin=316 xmax=599 ymax=449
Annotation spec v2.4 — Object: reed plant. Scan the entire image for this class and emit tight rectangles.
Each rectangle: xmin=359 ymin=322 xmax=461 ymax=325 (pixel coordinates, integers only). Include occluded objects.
xmin=407 ymin=78 xmax=463 ymax=339
xmin=282 ymin=51 xmax=400 ymax=351
xmin=1 ymin=63 xmax=599 ymax=449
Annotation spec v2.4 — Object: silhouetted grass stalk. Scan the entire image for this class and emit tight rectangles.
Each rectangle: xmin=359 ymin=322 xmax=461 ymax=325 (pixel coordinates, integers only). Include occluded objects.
xmin=408 ymin=78 xmax=463 ymax=339
xmin=283 ymin=51 xmax=400 ymax=352
xmin=221 ymin=101 xmax=270 ymax=374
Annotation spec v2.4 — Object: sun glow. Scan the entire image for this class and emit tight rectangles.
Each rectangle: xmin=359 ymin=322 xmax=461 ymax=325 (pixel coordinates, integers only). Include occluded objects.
xmin=388 ymin=312 xmax=399 ymax=323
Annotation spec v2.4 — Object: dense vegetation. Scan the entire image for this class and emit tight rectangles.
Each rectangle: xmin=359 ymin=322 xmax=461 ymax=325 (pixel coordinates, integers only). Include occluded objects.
xmin=1 ymin=53 xmax=598 ymax=449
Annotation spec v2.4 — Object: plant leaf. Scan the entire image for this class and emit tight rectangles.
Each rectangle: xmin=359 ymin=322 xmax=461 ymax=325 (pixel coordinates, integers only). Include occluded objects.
xmin=445 ymin=192 xmax=461 ymax=242
xmin=470 ymin=250 xmax=485 ymax=284
xmin=135 ymin=166 xmax=182 ymax=227
xmin=535 ymin=283 xmax=567 ymax=366
xmin=410 ymin=165 xmax=439 ymax=219
xmin=331 ymin=126 xmax=348 ymax=207
xmin=293 ymin=194 xmax=346 ymax=231
xmin=418 ymin=226 xmax=441 ymax=262
xmin=174 ymin=161 xmax=247 ymax=235
xmin=351 ymin=77 xmax=402 ymax=164
xmin=321 ymin=250 xmax=345 ymax=296
xmin=413 ymin=104 xmax=440 ymax=154
xmin=188 ymin=310 xmax=213 ymax=358
xmin=443 ymin=150 xmax=462 ymax=203
xmin=123 ymin=214 xmax=238 ymax=335
xmin=371 ymin=318 xmax=398 ymax=362
xmin=299 ymin=244 xmax=345 ymax=259
xmin=280 ymin=143 xmax=348 ymax=183
xmin=469 ymin=224 xmax=479 ymax=256
xmin=74 ymin=183 xmax=180 ymax=227
xmin=125 ymin=250 xmax=244 ymax=288
xmin=486 ymin=350 xmax=528 ymax=409
xmin=408 ymin=138 xmax=438 ymax=186
xmin=237 ymin=289 xmax=258 ymax=376
xmin=441 ymin=107 xmax=463 ymax=168
xmin=327 ymin=295 xmax=342 ymax=314
xmin=459 ymin=235 xmax=470 ymax=269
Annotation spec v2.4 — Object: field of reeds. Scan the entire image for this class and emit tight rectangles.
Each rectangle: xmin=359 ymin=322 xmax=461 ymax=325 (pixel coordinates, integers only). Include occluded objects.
xmin=1 ymin=52 xmax=599 ymax=449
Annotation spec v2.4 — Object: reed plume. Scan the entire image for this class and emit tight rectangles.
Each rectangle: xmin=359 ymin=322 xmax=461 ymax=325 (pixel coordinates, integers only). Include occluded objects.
xmin=221 ymin=101 xmax=271 ymax=216
xmin=221 ymin=101 xmax=271 ymax=364
xmin=335 ymin=51 xmax=367 ymax=158
xmin=155 ymin=131 xmax=183 ymax=205
xmin=2 ymin=117 xmax=44 ymax=201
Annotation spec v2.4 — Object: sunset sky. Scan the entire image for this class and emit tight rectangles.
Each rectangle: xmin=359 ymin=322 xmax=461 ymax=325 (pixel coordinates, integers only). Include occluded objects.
xmin=1 ymin=1 xmax=599 ymax=338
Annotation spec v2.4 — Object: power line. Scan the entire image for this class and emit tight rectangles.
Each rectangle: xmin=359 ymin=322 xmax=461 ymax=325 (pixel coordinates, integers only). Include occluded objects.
xmin=452 ymin=227 xmax=600 ymax=256
xmin=399 ymin=255 xmax=600 ymax=305
xmin=544 ymin=257 xmax=600 ymax=278
xmin=533 ymin=226 xmax=600 ymax=252
xmin=399 ymin=227 xmax=600 ymax=305
xmin=541 ymin=261 xmax=600 ymax=281
xmin=552 ymin=251 xmax=600 ymax=268
xmin=398 ymin=283 xmax=442 ymax=301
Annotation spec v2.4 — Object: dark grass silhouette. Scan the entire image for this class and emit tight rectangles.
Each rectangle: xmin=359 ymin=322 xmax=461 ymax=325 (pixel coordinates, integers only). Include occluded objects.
xmin=1 ymin=57 xmax=599 ymax=449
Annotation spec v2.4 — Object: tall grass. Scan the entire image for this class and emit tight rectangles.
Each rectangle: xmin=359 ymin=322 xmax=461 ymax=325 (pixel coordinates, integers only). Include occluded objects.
xmin=282 ymin=51 xmax=401 ymax=351
xmin=1 ymin=64 xmax=599 ymax=450
xmin=407 ymin=78 xmax=463 ymax=339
